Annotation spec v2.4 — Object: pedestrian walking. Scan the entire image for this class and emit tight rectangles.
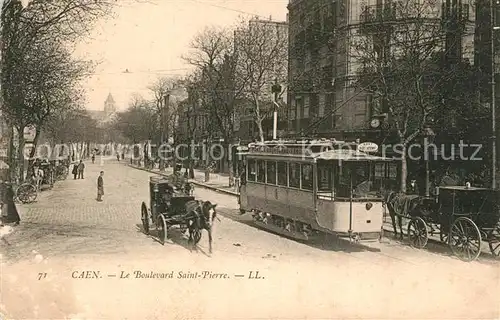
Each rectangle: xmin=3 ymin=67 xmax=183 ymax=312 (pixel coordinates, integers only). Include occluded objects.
xmin=72 ymin=163 xmax=78 ymax=179
xmin=116 ymin=153 xmax=120 ymax=162
xmin=77 ymin=160 xmax=85 ymax=179
xmin=0 ymin=182 xmax=20 ymax=225
xmin=91 ymin=153 xmax=95 ymax=164
xmin=97 ymin=171 xmax=104 ymax=202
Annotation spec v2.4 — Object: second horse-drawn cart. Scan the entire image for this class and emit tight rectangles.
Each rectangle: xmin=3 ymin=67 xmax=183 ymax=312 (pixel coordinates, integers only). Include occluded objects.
xmin=386 ymin=186 xmax=500 ymax=262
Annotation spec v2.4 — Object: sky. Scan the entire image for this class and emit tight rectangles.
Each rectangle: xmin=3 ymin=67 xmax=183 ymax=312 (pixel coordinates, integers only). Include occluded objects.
xmin=74 ymin=0 xmax=289 ymax=111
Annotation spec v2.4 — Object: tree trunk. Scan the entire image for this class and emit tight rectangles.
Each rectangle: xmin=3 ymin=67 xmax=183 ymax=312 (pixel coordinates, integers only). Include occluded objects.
xmin=204 ymin=141 xmax=210 ymax=182
xmin=257 ymin=121 xmax=265 ymax=143
xmin=0 ymin=123 xmax=12 ymax=183
xmin=17 ymin=129 xmax=25 ymax=183
xmin=400 ymin=144 xmax=408 ymax=193
xmin=225 ymin=142 xmax=234 ymax=187
xmin=26 ymin=126 xmax=41 ymax=181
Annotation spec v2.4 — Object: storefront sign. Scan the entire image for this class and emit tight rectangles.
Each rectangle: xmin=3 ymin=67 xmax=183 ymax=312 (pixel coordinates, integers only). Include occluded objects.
xmin=357 ymin=142 xmax=379 ymax=153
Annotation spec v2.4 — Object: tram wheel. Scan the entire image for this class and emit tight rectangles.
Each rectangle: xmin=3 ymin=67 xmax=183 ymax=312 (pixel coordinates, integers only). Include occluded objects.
xmin=141 ymin=203 xmax=149 ymax=235
xmin=449 ymin=217 xmax=481 ymax=262
xmin=487 ymin=223 xmax=500 ymax=259
xmin=157 ymin=215 xmax=168 ymax=245
xmin=407 ymin=217 xmax=428 ymax=249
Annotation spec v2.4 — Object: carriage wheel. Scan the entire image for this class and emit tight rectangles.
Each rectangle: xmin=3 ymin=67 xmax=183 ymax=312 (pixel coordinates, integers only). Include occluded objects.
xmin=192 ymin=228 xmax=202 ymax=245
xmin=141 ymin=203 xmax=149 ymax=235
xmin=449 ymin=217 xmax=482 ymax=262
xmin=157 ymin=215 xmax=168 ymax=245
xmin=407 ymin=217 xmax=428 ymax=249
xmin=17 ymin=184 xmax=37 ymax=204
xmin=487 ymin=224 xmax=500 ymax=259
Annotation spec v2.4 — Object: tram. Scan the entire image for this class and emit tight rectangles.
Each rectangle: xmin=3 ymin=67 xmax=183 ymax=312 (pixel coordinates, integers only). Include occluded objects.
xmin=238 ymin=139 xmax=399 ymax=242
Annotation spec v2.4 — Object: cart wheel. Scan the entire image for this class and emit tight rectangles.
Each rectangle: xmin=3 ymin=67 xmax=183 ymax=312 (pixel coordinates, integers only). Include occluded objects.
xmin=449 ymin=217 xmax=482 ymax=262
xmin=141 ymin=203 xmax=149 ymax=235
xmin=17 ymin=184 xmax=37 ymax=204
xmin=407 ymin=217 xmax=428 ymax=249
xmin=157 ymin=215 xmax=168 ymax=245
xmin=487 ymin=223 xmax=500 ymax=259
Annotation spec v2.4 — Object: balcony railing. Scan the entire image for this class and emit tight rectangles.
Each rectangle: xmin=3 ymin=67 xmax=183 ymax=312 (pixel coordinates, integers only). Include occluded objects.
xmin=360 ymin=4 xmax=397 ymax=24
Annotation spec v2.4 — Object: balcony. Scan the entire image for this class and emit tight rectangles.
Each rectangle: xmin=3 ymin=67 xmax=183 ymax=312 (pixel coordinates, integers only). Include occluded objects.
xmin=359 ymin=4 xmax=397 ymax=31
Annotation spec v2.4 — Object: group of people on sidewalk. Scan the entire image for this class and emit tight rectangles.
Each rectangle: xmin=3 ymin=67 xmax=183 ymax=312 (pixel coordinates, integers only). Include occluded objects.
xmin=71 ymin=160 xmax=85 ymax=179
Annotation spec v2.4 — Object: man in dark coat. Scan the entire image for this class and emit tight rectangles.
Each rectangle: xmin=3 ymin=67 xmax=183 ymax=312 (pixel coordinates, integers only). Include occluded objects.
xmin=97 ymin=171 xmax=104 ymax=202
xmin=72 ymin=163 xmax=78 ymax=179
xmin=0 ymin=182 xmax=20 ymax=225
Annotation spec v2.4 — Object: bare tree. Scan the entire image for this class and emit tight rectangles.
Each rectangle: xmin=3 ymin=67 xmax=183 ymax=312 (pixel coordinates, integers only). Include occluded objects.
xmin=0 ymin=0 xmax=119 ymax=182
xmin=183 ymin=26 xmax=244 ymax=185
xmin=234 ymin=18 xmax=288 ymax=142
xmin=147 ymin=76 xmax=184 ymax=169
xmin=353 ymin=0 xmax=473 ymax=191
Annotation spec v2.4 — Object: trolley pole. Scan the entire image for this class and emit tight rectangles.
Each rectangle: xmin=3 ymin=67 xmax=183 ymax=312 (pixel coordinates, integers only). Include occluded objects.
xmin=491 ymin=0 xmax=498 ymax=189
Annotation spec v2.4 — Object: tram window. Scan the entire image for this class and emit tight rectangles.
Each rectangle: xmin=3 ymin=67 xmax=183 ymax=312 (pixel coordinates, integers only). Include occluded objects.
xmin=256 ymin=160 xmax=266 ymax=183
xmin=247 ymin=159 xmax=256 ymax=182
xmin=318 ymin=162 xmax=333 ymax=191
xmin=301 ymin=164 xmax=313 ymax=190
xmin=289 ymin=163 xmax=300 ymax=188
xmin=277 ymin=161 xmax=288 ymax=186
xmin=266 ymin=161 xmax=277 ymax=185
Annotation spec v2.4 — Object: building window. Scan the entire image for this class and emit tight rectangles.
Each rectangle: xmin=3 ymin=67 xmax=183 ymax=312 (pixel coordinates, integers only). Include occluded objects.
xmin=247 ymin=159 xmax=256 ymax=182
xmin=256 ymin=160 xmax=266 ymax=183
xmin=303 ymin=96 xmax=310 ymax=118
xmin=266 ymin=161 xmax=277 ymax=185
xmin=301 ymin=164 xmax=313 ymax=190
xmin=277 ymin=161 xmax=288 ymax=186
xmin=289 ymin=162 xmax=301 ymax=188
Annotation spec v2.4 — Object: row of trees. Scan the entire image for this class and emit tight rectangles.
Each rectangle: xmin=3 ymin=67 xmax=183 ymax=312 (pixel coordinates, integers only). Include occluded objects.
xmin=352 ymin=0 xmax=490 ymax=190
xmin=0 ymin=0 xmax=119 ymax=182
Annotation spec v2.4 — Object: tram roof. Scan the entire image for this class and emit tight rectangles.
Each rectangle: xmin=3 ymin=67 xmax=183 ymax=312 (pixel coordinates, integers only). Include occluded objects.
xmin=239 ymin=149 xmax=394 ymax=162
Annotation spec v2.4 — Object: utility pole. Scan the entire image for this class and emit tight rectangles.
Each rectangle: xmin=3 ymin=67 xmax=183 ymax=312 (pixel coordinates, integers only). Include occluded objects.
xmin=164 ymin=94 xmax=170 ymax=170
xmin=271 ymin=78 xmax=282 ymax=140
xmin=491 ymin=0 xmax=498 ymax=189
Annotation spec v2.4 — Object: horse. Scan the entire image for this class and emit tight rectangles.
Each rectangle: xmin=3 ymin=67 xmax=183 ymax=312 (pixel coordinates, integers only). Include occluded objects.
xmin=382 ymin=190 xmax=404 ymax=239
xmin=382 ymin=190 xmax=426 ymax=240
xmin=183 ymin=200 xmax=217 ymax=254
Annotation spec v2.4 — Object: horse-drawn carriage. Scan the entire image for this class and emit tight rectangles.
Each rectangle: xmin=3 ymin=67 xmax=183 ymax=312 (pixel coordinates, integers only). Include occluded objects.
xmin=386 ymin=186 xmax=500 ymax=262
xmin=140 ymin=175 xmax=217 ymax=253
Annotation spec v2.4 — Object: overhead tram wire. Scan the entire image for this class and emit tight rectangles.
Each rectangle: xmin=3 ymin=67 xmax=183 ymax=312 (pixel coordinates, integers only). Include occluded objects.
xmin=185 ymin=0 xmax=283 ymax=21
xmin=82 ymin=68 xmax=191 ymax=76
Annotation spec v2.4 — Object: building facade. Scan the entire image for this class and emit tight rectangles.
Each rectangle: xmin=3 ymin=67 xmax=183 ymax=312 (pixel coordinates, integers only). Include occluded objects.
xmin=287 ymin=0 xmax=475 ymax=142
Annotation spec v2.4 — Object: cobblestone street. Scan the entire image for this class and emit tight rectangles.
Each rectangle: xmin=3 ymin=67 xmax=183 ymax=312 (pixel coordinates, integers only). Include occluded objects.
xmin=1 ymin=160 xmax=499 ymax=319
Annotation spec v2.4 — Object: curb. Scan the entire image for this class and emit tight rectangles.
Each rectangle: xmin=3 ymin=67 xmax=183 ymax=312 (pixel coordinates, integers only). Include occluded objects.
xmin=128 ymin=164 xmax=239 ymax=196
